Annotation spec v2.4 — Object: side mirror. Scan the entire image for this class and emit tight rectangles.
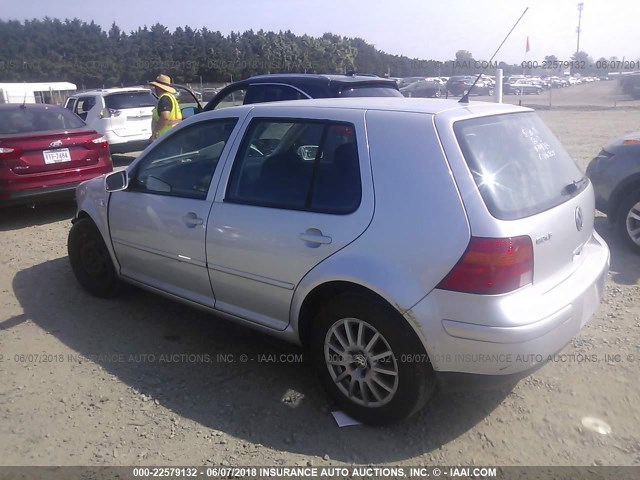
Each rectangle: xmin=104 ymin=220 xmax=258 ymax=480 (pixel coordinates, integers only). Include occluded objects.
xmin=181 ymin=106 xmax=201 ymax=118
xmin=105 ymin=170 xmax=129 ymax=192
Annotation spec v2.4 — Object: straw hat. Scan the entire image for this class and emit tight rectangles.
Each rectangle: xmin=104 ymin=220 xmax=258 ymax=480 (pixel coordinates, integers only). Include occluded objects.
xmin=148 ymin=74 xmax=176 ymax=94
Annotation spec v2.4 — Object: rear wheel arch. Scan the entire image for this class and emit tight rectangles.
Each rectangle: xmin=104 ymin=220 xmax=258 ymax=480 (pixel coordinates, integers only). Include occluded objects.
xmin=296 ymin=281 xmax=426 ymax=351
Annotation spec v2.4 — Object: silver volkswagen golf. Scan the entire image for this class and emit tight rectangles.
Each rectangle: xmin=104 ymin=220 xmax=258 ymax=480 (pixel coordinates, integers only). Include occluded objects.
xmin=68 ymin=98 xmax=609 ymax=425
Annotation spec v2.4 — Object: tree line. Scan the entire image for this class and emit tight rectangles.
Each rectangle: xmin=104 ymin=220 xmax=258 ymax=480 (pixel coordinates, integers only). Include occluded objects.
xmin=0 ymin=18 xmax=632 ymax=88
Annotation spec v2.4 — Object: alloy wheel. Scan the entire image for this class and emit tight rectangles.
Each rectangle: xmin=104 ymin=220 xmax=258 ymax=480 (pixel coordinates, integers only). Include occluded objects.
xmin=625 ymin=200 xmax=640 ymax=247
xmin=324 ymin=317 xmax=399 ymax=407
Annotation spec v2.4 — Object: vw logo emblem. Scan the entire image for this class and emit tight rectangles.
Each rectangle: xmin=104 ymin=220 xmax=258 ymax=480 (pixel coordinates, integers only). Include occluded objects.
xmin=575 ymin=206 xmax=584 ymax=231
xmin=49 ymin=140 xmax=63 ymax=148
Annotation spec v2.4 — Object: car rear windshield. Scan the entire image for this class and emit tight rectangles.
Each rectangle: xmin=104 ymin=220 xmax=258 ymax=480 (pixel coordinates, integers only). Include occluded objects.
xmin=454 ymin=112 xmax=584 ymax=220
xmin=105 ymin=91 xmax=157 ymax=110
xmin=0 ymin=107 xmax=85 ymax=134
xmin=339 ymin=86 xmax=402 ymax=97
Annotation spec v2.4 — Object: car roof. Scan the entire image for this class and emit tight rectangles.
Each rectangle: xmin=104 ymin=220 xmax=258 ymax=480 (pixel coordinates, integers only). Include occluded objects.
xmin=204 ymin=97 xmax=531 ymax=117
xmin=72 ymin=87 xmax=152 ymax=96
xmin=237 ymin=73 xmax=396 ymax=85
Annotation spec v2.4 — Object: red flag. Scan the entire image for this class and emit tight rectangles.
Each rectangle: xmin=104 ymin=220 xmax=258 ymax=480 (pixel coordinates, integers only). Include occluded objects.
xmin=526 ymin=36 xmax=531 ymax=53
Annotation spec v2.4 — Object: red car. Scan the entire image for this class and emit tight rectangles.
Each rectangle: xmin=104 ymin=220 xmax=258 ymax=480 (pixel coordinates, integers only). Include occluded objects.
xmin=0 ymin=104 xmax=113 ymax=206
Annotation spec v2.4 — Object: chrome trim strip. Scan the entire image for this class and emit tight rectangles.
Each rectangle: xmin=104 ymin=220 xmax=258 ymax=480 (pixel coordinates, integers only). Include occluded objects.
xmin=207 ymin=262 xmax=294 ymax=290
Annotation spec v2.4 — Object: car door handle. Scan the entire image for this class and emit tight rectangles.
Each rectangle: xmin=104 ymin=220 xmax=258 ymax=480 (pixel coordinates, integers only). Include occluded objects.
xmin=299 ymin=228 xmax=332 ymax=246
xmin=182 ymin=212 xmax=204 ymax=228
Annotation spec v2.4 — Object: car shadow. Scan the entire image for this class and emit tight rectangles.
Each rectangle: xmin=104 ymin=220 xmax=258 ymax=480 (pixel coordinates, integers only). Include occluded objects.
xmin=0 ymin=201 xmax=76 ymax=232
xmin=12 ymin=257 xmax=510 ymax=463
xmin=594 ymin=216 xmax=640 ymax=285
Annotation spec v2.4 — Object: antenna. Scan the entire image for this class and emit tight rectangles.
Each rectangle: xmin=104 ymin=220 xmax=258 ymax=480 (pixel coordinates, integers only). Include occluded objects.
xmin=21 ymin=91 xmax=27 ymax=108
xmin=459 ymin=7 xmax=529 ymax=104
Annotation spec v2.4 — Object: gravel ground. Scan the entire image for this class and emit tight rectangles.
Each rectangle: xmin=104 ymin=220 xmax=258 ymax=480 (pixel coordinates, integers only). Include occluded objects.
xmin=1 ymin=107 xmax=639 ymax=468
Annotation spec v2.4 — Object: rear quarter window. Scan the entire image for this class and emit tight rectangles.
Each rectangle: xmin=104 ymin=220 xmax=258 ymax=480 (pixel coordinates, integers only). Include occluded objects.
xmin=454 ymin=112 xmax=584 ymax=220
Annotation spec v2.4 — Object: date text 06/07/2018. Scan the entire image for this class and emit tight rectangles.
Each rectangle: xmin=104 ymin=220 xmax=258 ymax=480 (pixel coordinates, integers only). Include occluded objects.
xmin=521 ymin=60 xmax=638 ymax=70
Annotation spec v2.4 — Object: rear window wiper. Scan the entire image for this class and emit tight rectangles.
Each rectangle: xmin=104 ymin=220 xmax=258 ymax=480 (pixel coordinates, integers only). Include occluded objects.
xmin=562 ymin=177 xmax=589 ymax=196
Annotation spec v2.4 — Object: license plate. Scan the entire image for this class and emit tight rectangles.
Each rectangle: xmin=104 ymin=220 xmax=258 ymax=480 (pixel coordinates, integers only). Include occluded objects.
xmin=43 ymin=148 xmax=71 ymax=164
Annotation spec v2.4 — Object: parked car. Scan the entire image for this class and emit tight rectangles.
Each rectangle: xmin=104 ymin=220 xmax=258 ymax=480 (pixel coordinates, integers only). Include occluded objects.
xmin=395 ymin=77 xmax=426 ymax=89
xmin=202 ymin=87 xmax=221 ymax=103
xmin=550 ymin=77 xmax=569 ymax=88
xmin=202 ymin=73 xmax=402 ymax=111
xmin=400 ymin=79 xmax=446 ymax=98
xmin=0 ymin=104 xmax=112 ymax=207
xmin=446 ymin=76 xmax=493 ymax=96
xmin=64 ymin=88 xmax=157 ymax=153
xmin=504 ymin=79 xmax=544 ymax=95
xmin=620 ymin=73 xmax=640 ymax=100
xmin=587 ymin=132 xmax=640 ymax=252
xmin=68 ymin=98 xmax=609 ymax=425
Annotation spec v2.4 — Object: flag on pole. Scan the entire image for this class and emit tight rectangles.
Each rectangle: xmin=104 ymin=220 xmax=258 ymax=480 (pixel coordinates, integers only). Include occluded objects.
xmin=526 ymin=36 xmax=531 ymax=53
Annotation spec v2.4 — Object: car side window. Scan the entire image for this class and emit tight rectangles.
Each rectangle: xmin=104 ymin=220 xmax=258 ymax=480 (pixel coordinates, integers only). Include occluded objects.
xmin=130 ymin=119 xmax=238 ymax=200
xmin=74 ymin=96 xmax=96 ymax=120
xmin=65 ymin=98 xmax=77 ymax=111
xmin=226 ymin=119 xmax=361 ymax=214
xmin=213 ymin=88 xmax=247 ymax=110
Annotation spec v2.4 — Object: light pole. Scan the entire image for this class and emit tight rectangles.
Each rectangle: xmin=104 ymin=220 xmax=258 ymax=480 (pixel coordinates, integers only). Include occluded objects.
xmin=576 ymin=3 xmax=584 ymax=54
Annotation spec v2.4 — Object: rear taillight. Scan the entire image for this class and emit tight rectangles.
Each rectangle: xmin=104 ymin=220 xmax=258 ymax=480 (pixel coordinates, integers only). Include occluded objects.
xmin=0 ymin=146 xmax=22 ymax=161
xmin=437 ymin=236 xmax=533 ymax=295
xmin=86 ymin=136 xmax=109 ymax=149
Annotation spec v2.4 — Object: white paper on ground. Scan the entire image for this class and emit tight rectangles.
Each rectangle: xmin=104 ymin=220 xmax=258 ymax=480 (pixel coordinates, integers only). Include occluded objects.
xmin=331 ymin=410 xmax=361 ymax=427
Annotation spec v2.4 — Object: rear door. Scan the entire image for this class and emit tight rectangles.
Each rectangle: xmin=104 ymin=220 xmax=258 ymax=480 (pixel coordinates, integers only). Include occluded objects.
xmin=206 ymin=107 xmax=374 ymax=330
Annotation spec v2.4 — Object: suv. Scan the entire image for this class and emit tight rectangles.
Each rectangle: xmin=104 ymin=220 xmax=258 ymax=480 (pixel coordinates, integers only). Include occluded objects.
xmin=65 ymin=88 xmax=157 ymax=153
xmin=202 ymin=73 xmax=402 ymax=111
xmin=69 ymin=98 xmax=609 ymax=425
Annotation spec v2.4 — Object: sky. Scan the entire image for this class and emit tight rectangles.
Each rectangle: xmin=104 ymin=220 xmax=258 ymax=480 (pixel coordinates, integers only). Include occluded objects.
xmin=2 ymin=0 xmax=638 ymax=64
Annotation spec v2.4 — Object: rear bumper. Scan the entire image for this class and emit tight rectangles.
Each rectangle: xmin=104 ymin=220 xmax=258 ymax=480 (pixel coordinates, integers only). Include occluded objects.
xmin=0 ymin=164 xmax=112 ymax=207
xmin=108 ymin=139 xmax=151 ymax=154
xmin=104 ymin=131 xmax=151 ymax=152
xmin=405 ymin=231 xmax=610 ymax=379
xmin=0 ymin=181 xmax=79 ymax=206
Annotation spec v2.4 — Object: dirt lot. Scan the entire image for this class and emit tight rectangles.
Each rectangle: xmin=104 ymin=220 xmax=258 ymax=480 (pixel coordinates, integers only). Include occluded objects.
xmin=1 ymin=107 xmax=640 ymax=468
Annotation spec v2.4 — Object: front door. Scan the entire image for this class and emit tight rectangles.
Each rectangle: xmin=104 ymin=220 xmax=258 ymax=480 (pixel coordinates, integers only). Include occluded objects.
xmin=108 ymin=117 xmax=241 ymax=307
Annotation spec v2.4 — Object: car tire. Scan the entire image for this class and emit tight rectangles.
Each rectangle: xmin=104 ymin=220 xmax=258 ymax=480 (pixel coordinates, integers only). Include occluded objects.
xmin=434 ymin=90 xmax=442 ymax=98
xmin=311 ymin=293 xmax=436 ymax=425
xmin=488 ymin=88 xmax=494 ymax=96
xmin=68 ymin=218 xmax=120 ymax=297
xmin=514 ymin=88 xmax=521 ymax=95
xmin=615 ymin=190 xmax=640 ymax=254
